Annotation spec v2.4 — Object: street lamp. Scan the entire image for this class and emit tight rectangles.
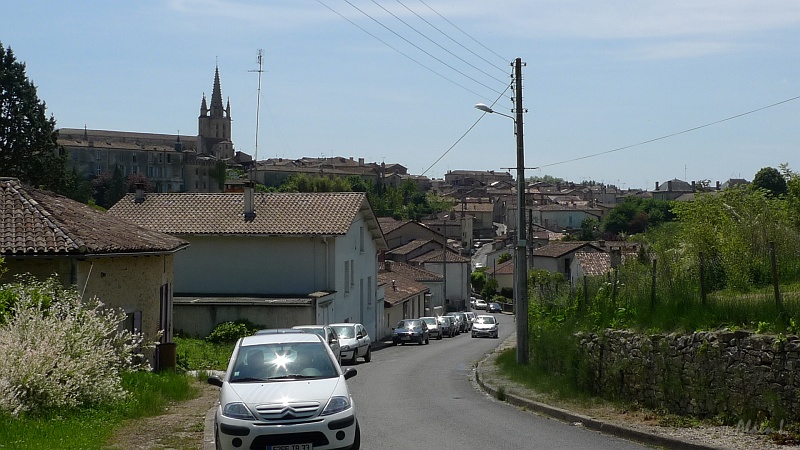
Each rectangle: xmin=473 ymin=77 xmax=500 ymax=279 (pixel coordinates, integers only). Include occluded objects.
xmin=474 ymin=63 xmax=529 ymax=365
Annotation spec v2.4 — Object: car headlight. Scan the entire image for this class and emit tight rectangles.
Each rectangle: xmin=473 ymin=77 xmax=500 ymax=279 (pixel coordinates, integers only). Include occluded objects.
xmin=341 ymin=344 xmax=351 ymax=351
xmin=321 ymin=396 xmax=352 ymax=416
xmin=223 ymin=402 xmax=256 ymax=420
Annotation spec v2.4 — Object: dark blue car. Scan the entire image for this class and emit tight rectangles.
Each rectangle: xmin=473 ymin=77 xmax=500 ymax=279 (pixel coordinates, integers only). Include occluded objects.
xmin=391 ymin=319 xmax=430 ymax=345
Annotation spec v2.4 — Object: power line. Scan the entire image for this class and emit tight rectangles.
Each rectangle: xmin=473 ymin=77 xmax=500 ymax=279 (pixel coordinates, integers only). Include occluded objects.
xmin=537 ymin=95 xmax=800 ymax=169
xmin=417 ymin=0 xmax=509 ymax=65
xmin=395 ymin=0 xmax=508 ymax=76
xmin=316 ymin=0 xmax=498 ymax=100
xmin=339 ymin=0 xmax=509 ymax=97
xmin=420 ymin=82 xmax=512 ymax=176
xmin=369 ymin=0 xmax=508 ymax=85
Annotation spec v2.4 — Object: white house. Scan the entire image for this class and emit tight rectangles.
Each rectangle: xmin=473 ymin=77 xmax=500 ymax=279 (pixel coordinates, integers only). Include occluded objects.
xmin=108 ymin=186 xmax=388 ymax=339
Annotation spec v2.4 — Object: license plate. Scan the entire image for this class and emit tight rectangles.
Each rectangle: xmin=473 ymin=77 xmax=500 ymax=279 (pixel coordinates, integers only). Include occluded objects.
xmin=400 ymin=336 xmax=411 ymax=340
xmin=269 ymin=445 xmax=312 ymax=450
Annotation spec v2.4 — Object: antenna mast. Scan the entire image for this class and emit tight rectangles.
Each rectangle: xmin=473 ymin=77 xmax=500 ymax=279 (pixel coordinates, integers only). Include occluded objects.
xmin=249 ymin=49 xmax=264 ymax=179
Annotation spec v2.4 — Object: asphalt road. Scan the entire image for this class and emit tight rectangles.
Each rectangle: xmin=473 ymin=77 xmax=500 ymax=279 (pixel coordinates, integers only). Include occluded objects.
xmin=346 ymin=313 xmax=653 ymax=450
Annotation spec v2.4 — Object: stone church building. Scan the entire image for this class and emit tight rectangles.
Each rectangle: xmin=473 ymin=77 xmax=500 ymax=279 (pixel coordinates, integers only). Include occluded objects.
xmin=58 ymin=66 xmax=243 ymax=193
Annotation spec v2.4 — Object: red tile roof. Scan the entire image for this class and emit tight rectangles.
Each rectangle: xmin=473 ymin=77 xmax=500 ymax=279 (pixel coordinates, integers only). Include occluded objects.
xmin=109 ymin=192 xmax=385 ymax=246
xmin=1 ymin=178 xmax=187 ymax=255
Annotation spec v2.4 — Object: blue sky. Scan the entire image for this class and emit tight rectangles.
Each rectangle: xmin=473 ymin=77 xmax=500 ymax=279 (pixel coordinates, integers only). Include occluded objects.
xmin=3 ymin=1 xmax=799 ymax=190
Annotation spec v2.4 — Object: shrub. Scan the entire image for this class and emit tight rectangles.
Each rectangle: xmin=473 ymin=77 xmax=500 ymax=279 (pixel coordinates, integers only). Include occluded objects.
xmin=0 ymin=276 xmax=152 ymax=416
xmin=206 ymin=320 xmax=261 ymax=344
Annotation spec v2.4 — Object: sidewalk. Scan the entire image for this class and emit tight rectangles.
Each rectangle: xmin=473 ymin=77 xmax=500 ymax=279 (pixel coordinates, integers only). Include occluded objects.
xmin=474 ymin=335 xmax=739 ymax=450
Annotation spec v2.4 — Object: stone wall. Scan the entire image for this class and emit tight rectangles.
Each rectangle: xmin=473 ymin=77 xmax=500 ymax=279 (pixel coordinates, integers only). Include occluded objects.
xmin=576 ymin=329 xmax=800 ymax=421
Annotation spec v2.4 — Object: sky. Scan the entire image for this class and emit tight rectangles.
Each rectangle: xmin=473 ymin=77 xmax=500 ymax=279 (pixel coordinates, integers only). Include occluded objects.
xmin=2 ymin=1 xmax=799 ymax=190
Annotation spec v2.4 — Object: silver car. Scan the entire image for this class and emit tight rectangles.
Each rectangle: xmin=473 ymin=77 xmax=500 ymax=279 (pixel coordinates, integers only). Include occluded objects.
xmin=330 ymin=323 xmax=372 ymax=365
xmin=292 ymin=325 xmax=342 ymax=365
xmin=207 ymin=333 xmax=360 ymax=450
xmin=420 ymin=316 xmax=443 ymax=340
xmin=471 ymin=314 xmax=499 ymax=338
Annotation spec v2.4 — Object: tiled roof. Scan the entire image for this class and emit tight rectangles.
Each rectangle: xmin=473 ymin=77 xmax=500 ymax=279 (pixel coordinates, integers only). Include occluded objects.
xmin=378 ymin=266 xmax=429 ymax=307
xmin=574 ymin=252 xmax=611 ymax=276
xmin=488 ymin=259 xmax=514 ymax=275
xmin=381 ymin=260 xmax=442 ymax=282
xmin=409 ymin=249 xmax=470 ymax=264
xmin=108 ymin=192 xmax=384 ymax=243
xmin=1 ymin=178 xmax=188 ymax=255
xmin=388 ymin=239 xmax=433 ymax=256
xmin=378 ymin=217 xmax=405 ymax=234
xmin=531 ymin=241 xmax=600 ymax=258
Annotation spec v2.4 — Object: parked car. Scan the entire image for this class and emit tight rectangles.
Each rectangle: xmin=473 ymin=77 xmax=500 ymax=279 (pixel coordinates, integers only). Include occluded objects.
xmin=437 ymin=315 xmax=457 ymax=337
xmin=207 ymin=332 xmax=360 ymax=450
xmin=487 ymin=302 xmax=502 ymax=314
xmin=464 ymin=311 xmax=477 ymax=328
xmin=446 ymin=312 xmax=470 ymax=332
xmin=420 ymin=316 xmax=443 ymax=340
xmin=471 ymin=314 xmax=499 ymax=338
xmin=292 ymin=325 xmax=342 ymax=364
xmin=474 ymin=299 xmax=488 ymax=310
xmin=330 ymin=323 xmax=372 ymax=365
xmin=392 ymin=318 xmax=430 ymax=345
xmin=254 ymin=328 xmax=305 ymax=335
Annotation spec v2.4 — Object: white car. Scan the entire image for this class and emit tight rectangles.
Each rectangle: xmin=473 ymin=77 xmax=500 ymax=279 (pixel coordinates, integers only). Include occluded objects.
xmin=292 ymin=325 xmax=342 ymax=365
xmin=474 ymin=299 xmax=488 ymax=310
xmin=471 ymin=314 xmax=499 ymax=339
xmin=330 ymin=323 xmax=372 ymax=365
xmin=208 ymin=333 xmax=360 ymax=450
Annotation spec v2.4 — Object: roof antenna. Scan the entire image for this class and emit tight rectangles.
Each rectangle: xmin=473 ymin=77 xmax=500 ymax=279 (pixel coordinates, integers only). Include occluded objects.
xmin=248 ymin=49 xmax=264 ymax=181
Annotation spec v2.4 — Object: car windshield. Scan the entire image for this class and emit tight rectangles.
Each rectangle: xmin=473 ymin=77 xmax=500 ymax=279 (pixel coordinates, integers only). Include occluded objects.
xmin=476 ymin=316 xmax=496 ymax=324
xmin=421 ymin=318 xmax=436 ymax=326
xmin=299 ymin=328 xmax=324 ymax=338
xmin=331 ymin=325 xmax=355 ymax=338
xmin=398 ymin=320 xmax=421 ymax=328
xmin=231 ymin=342 xmax=337 ymax=382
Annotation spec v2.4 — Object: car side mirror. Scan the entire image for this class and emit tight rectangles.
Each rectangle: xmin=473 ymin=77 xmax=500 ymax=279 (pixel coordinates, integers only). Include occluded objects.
xmin=343 ymin=367 xmax=358 ymax=380
xmin=207 ymin=376 xmax=223 ymax=387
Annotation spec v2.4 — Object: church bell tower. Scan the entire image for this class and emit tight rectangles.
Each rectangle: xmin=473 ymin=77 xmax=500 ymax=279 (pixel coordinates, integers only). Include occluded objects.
xmin=198 ymin=66 xmax=233 ymax=159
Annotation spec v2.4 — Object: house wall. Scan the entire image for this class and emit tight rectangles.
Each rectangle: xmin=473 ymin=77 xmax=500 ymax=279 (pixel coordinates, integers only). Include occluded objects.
xmin=425 ymin=261 xmax=470 ymax=311
xmin=170 ymin=215 xmax=381 ymax=340
xmin=174 ymin=303 xmax=315 ymax=337
xmin=4 ymin=254 xmax=173 ymax=366
xmin=534 ymin=210 xmax=597 ymax=230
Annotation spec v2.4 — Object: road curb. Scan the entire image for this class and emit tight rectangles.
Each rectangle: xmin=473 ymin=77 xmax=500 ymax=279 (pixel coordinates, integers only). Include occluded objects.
xmin=474 ymin=341 xmax=726 ymax=450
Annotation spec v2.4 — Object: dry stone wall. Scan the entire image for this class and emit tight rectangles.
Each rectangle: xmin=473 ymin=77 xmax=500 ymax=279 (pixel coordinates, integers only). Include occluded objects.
xmin=576 ymin=329 xmax=800 ymax=421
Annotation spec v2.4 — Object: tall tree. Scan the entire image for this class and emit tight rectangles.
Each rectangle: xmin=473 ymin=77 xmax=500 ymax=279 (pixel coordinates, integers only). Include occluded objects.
xmin=0 ymin=43 xmax=67 ymax=191
xmin=751 ymin=166 xmax=787 ymax=197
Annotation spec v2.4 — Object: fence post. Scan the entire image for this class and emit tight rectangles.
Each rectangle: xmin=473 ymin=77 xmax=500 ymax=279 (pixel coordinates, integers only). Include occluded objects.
xmin=770 ymin=241 xmax=781 ymax=310
xmin=699 ymin=251 xmax=707 ymax=305
xmin=651 ymin=258 xmax=657 ymax=308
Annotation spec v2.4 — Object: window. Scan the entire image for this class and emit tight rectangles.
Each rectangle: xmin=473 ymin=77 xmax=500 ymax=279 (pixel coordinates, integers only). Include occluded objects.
xmin=359 ymin=226 xmax=364 ymax=253
xmin=131 ymin=165 xmax=138 ymax=175
xmin=166 ymin=154 xmax=171 ymax=163
xmin=132 ymin=154 xmax=137 ymax=163
xmin=344 ymin=261 xmax=351 ymax=294
xmin=350 ymin=260 xmax=354 ymax=287
xmin=96 ymin=149 xmax=101 ymax=161
xmin=96 ymin=164 xmax=102 ymax=175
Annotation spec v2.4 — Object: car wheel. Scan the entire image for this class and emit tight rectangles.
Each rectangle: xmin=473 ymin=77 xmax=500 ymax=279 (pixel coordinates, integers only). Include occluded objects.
xmin=418 ymin=336 xmax=424 ymax=345
xmin=425 ymin=335 xmax=429 ymax=345
xmin=214 ymin=422 xmax=222 ymax=450
xmin=471 ymin=332 xmax=476 ymax=338
xmin=348 ymin=352 xmax=358 ymax=365
xmin=364 ymin=347 xmax=371 ymax=363
xmin=494 ymin=333 xmax=499 ymax=339
xmin=437 ymin=333 xmax=442 ymax=340
xmin=348 ymin=421 xmax=361 ymax=450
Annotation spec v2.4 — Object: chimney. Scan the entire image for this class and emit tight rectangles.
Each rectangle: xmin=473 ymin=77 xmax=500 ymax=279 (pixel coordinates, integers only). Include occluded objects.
xmin=716 ymin=180 xmax=721 ymax=190
xmin=610 ymin=248 xmax=622 ymax=269
xmin=243 ymin=181 xmax=255 ymax=219
xmin=655 ymin=181 xmax=659 ymax=191
xmin=667 ymin=180 xmax=673 ymax=191
xmin=392 ymin=279 xmax=397 ymax=291
xmin=134 ymin=182 xmax=145 ymax=203
xmin=359 ymin=157 xmax=364 ymax=166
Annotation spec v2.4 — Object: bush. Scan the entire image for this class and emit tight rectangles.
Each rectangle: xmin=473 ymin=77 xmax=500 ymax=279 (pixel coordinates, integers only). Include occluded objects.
xmin=206 ymin=320 xmax=262 ymax=344
xmin=0 ymin=276 xmax=152 ymax=417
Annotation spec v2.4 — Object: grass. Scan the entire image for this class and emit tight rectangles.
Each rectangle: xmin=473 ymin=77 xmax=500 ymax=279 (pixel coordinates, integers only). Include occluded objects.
xmin=174 ymin=335 xmax=234 ymax=371
xmin=0 ymin=371 xmax=197 ymax=449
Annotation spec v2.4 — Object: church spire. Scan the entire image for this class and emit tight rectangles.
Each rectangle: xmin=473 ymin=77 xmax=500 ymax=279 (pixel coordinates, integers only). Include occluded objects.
xmin=200 ymin=93 xmax=208 ymax=116
xmin=210 ymin=65 xmax=225 ymax=118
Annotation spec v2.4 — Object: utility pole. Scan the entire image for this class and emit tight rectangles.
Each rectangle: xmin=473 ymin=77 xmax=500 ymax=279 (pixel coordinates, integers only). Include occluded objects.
xmin=513 ymin=57 xmax=529 ymax=365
